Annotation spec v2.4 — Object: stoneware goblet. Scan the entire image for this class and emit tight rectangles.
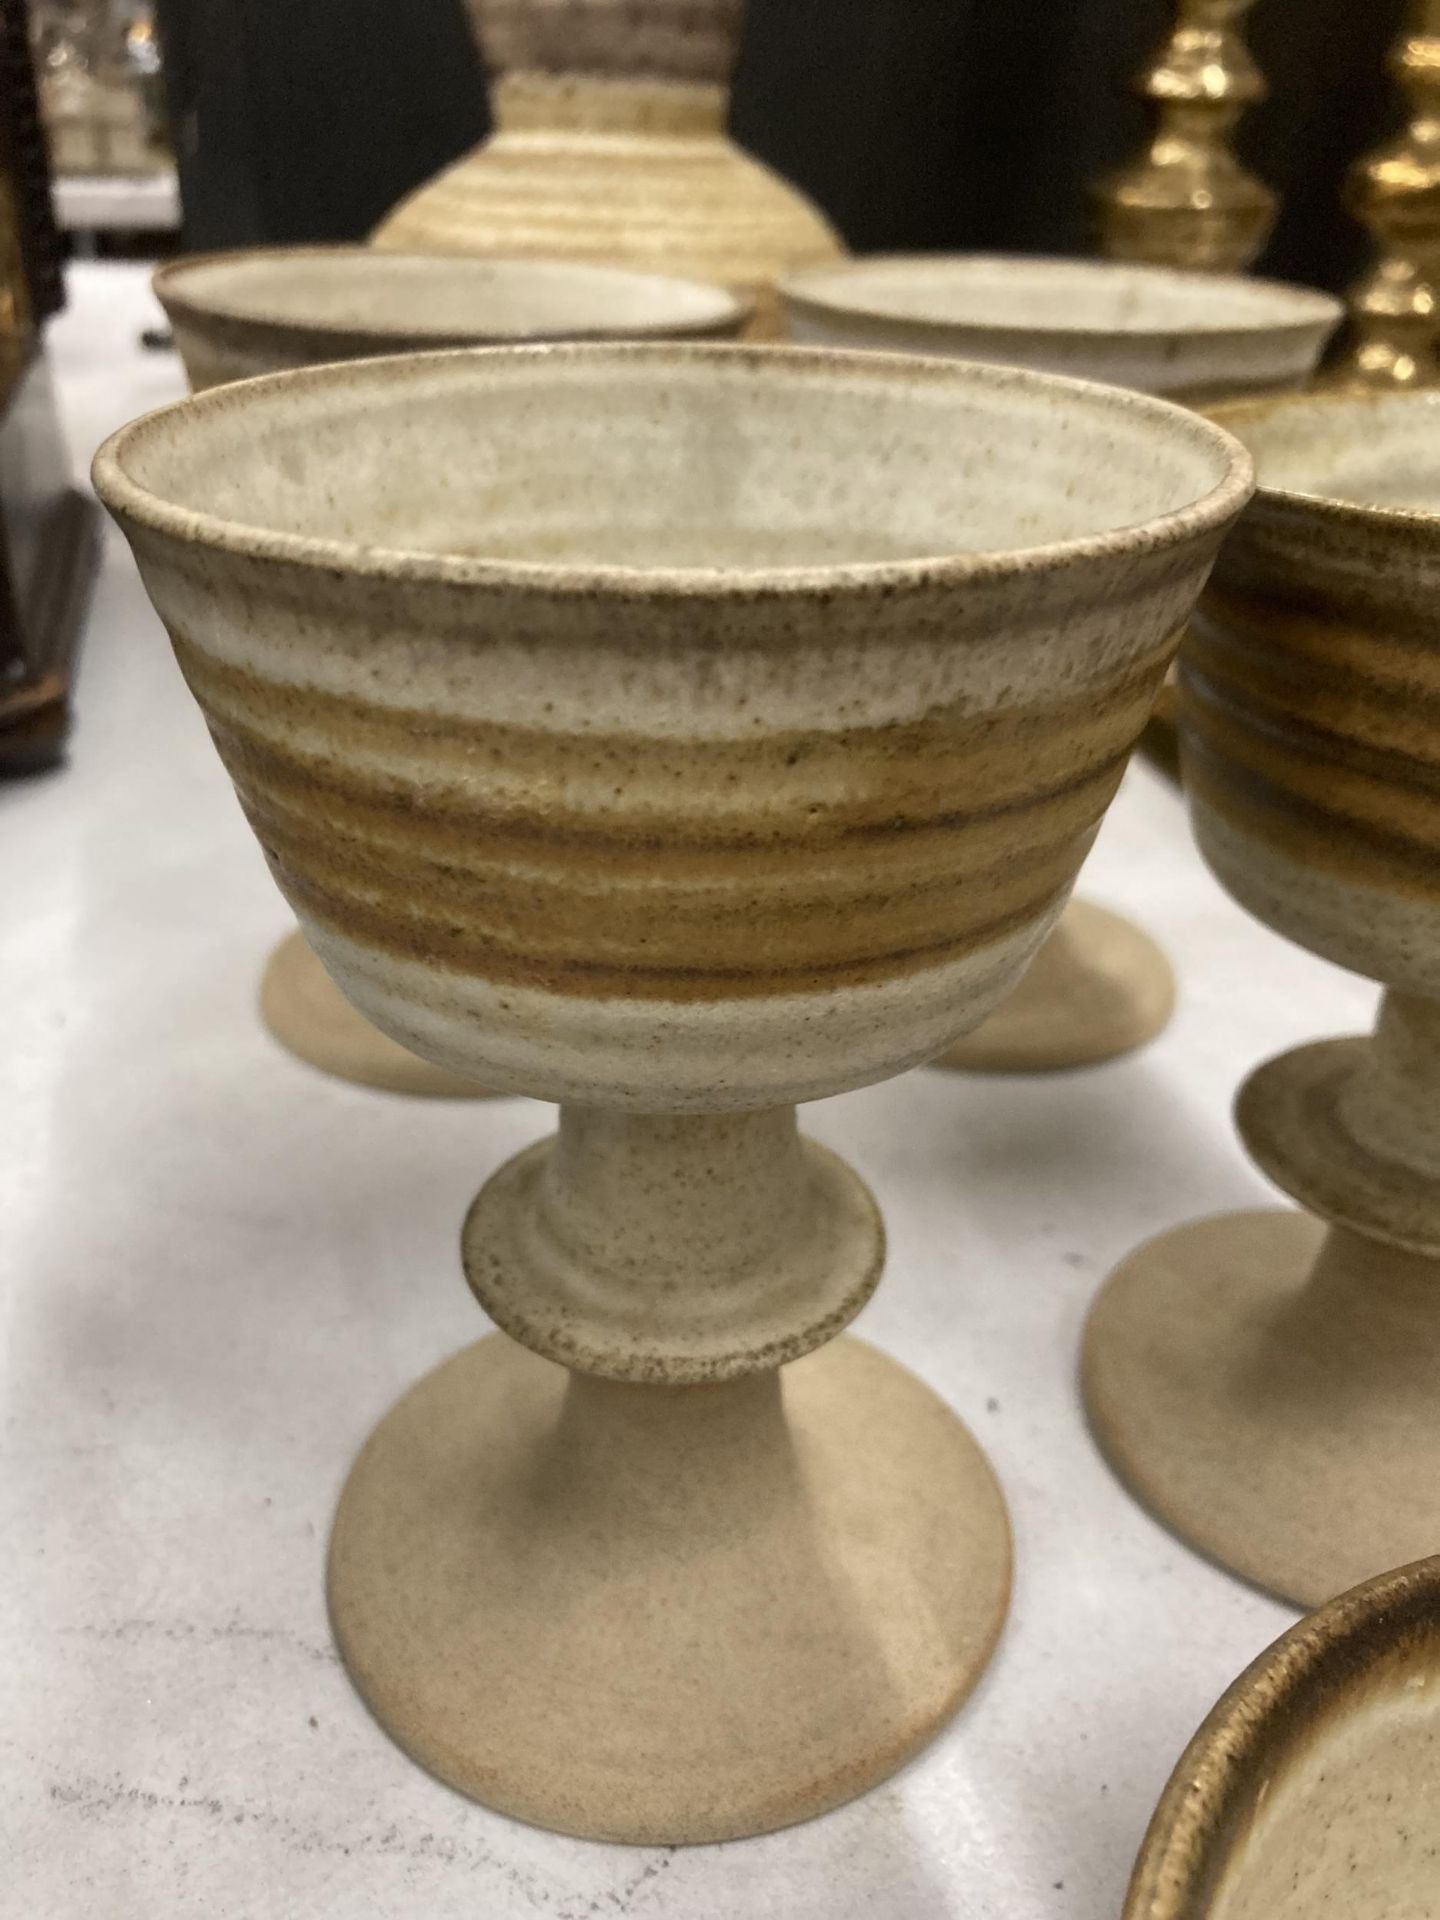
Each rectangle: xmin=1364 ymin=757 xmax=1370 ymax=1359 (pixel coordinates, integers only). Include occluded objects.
xmin=1124 ymin=1554 xmax=1440 ymax=1919
xmin=152 ymin=248 xmax=747 ymax=1100
xmin=1084 ymin=387 xmax=1440 ymax=1609
xmin=94 ymin=343 xmax=1248 ymax=1843
xmin=781 ymin=254 xmax=1339 ymax=1075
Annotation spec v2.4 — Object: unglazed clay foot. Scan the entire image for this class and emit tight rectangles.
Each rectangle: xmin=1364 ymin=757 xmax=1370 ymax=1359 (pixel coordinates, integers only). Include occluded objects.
xmin=1085 ymin=386 xmax=1440 ymax=1607
xmin=1084 ymin=1207 xmax=1440 ymax=1609
xmin=96 ymin=342 xmax=1247 ymax=1839
xmin=932 ymin=897 xmax=1176 ymax=1074
xmin=330 ymin=1329 xmax=1009 ymax=1844
xmin=260 ymin=928 xmax=496 ymax=1098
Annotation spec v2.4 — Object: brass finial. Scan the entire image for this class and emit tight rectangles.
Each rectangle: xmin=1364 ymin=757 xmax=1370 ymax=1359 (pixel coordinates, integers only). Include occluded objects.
xmin=1096 ymin=0 xmax=1277 ymax=274
xmin=1331 ymin=0 xmax=1440 ymax=390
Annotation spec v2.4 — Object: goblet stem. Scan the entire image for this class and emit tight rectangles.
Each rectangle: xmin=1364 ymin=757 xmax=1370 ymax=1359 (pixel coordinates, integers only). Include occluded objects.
xmin=329 ymin=1105 xmax=1012 ymax=1841
xmin=1085 ymin=987 xmax=1440 ymax=1606
xmin=1335 ymin=990 xmax=1440 ymax=1185
xmin=1300 ymin=1223 xmax=1440 ymax=1361
xmin=463 ymin=1104 xmax=886 ymax=1381
xmin=1236 ymin=988 xmax=1440 ymax=1256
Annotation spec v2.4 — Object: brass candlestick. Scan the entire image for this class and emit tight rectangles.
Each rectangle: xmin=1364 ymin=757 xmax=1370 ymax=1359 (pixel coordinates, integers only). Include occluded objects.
xmin=1097 ymin=0 xmax=1277 ymax=274
xmin=1331 ymin=0 xmax=1440 ymax=390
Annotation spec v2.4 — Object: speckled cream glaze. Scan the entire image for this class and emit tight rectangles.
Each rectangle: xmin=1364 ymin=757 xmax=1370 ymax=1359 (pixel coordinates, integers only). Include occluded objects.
xmin=1125 ymin=1555 xmax=1440 ymax=1919
xmin=467 ymin=0 xmax=743 ymax=85
xmin=93 ymin=344 xmax=1249 ymax=1111
xmin=1184 ymin=389 xmax=1440 ymax=995
xmin=152 ymin=249 xmax=748 ymax=393
xmin=781 ymin=255 xmax=1340 ymax=404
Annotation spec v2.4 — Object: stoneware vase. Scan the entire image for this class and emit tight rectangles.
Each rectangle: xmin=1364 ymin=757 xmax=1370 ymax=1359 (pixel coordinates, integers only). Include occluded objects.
xmin=781 ymin=253 xmax=1339 ymax=1077
xmin=1084 ymin=387 xmax=1440 ymax=1609
xmin=1124 ymin=1554 xmax=1440 ymax=1918
xmin=152 ymin=248 xmax=746 ymax=1099
xmin=369 ymin=0 xmax=843 ymax=335
xmin=94 ymin=342 xmax=1248 ymax=1844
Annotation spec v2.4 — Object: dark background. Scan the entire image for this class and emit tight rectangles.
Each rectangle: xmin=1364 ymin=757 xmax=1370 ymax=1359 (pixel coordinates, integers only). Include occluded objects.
xmin=155 ymin=0 xmax=1406 ymax=295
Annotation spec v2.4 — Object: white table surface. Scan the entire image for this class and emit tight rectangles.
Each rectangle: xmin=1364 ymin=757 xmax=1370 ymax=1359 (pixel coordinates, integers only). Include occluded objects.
xmin=3 ymin=263 xmax=1381 ymax=1920
xmin=53 ymin=170 xmax=180 ymax=233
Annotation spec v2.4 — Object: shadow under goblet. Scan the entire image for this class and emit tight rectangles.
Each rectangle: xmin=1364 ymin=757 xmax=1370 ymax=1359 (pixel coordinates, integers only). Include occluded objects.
xmin=95 ymin=343 xmax=1248 ymax=1842
xmin=1085 ymin=387 xmax=1440 ymax=1609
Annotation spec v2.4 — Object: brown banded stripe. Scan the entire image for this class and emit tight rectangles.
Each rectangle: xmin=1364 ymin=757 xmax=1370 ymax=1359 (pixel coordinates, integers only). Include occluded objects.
xmin=1184 ymin=581 xmax=1440 ymax=902
xmin=172 ymin=627 xmax=1174 ymax=1001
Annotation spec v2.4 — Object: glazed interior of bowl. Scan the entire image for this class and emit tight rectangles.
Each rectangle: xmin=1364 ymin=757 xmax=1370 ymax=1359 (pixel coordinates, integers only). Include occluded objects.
xmin=783 ymin=255 xmax=1338 ymax=341
xmin=102 ymin=344 xmax=1242 ymax=575
xmin=1221 ymin=387 xmax=1440 ymax=514
xmin=1127 ymin=1558 xmax=1440 ymax=1920
xmin=155 ymin=249 xmax=746 ymax=343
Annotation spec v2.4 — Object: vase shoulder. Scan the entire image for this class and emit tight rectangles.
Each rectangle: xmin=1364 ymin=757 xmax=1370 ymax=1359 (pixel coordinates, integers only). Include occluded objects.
xmin=371 ymin=91 xmax=843 ymax=310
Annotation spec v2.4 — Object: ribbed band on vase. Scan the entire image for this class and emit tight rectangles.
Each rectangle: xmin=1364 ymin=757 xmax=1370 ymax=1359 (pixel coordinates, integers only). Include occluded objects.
xmin=469 ymin=0 xmax=744 ymax=87
xmin=491 ymin=70 xmax=727 ymax=137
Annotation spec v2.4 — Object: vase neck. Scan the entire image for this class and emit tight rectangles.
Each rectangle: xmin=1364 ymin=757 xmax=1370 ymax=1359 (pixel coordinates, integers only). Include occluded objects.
xmin=491 ymin=70 xmax=728 ymax=138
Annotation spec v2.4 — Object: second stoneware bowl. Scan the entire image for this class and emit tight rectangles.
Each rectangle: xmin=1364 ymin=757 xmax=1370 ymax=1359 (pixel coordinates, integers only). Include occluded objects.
xmin=94 ymin=344 xmax=1249 ymax=1844
xmin=780 ymin=252 xmax=1340 ymax=1076
xmin=781 ymin=253 xmax=1340 ymax=403
xmin=153 ymin=247 xmax=748 ymax=1099
xmin=1084 ymin=387 xmax=1440 ymax=1609
xmin=1125 ymin=1554 xmax=1440 ymax=1918
xmin=153 ymin=247 xmax=750 ymax=392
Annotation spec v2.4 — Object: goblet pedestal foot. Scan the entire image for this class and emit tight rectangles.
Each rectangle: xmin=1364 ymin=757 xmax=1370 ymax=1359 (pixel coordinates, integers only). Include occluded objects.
xmin=934 ymin=898 xmax=1175 ymax=1074
xmin=260 ymin=930 xmax=494 ymax=1099
xmin=328 ymin=1330 xmax=1011 ymax=1844
xmin=1083 ymin=1208 xmax=1440 ymax=1608
xmin=1087 ymin=996 xmax=1440 ymax=1606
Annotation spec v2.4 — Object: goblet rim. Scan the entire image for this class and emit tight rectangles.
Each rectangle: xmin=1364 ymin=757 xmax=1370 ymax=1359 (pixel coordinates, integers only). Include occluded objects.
xmin=1210 ymin=383 xmax=1440 ymax=537
xmin=1123 ymin=1552 xmax=1440 ymax=1918
xmin=152 ymin=245 xmax=751 ymax=347
xmin=779 ymin=251 xmax=1342 ymax=347
xmin=92 ymin=340 xmax=1253 ymax=600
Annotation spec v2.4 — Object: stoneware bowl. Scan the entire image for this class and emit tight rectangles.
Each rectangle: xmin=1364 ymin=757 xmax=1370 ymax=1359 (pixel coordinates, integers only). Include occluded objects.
xmin=780 ymin=253 xmax=1341 ymax=404
xmin=1084 ymin=387 xmax=1440 ymax=1609
xmin=94 ymin=344 xmax=1249 ymax=1845
xmin=153 ymin=246 xmax=749 ymax=392
xmin=1125 ymin=1554 xmax=1440 ymax=1918
xmin=154 ymin=246 xmax=748 ymax=1099
xmin=780 ymin=252 xmax=1339 ymax=1077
